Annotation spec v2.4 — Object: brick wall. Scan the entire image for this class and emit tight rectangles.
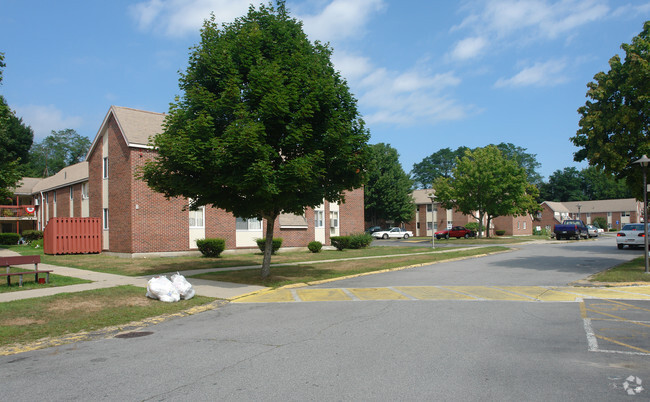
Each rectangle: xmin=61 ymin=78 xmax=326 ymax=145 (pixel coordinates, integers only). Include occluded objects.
xmin=205 ymin=206 xmax=237 ymax=249
xmin=339 ymin=187 xmax=365 ymax=236
xmin=107 ymin=117 xmax=133 ymax=253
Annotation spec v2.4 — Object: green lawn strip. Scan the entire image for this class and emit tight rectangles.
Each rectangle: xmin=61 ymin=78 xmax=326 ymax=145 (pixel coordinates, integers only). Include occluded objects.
xmin=413 ymin=235 xmax=548 ymax=244
xmin=4 ymin=245 xmax=454 ymax=277
xmin=191 ymin=246 xmax=507 ymax=288
xmin=590 ymin=256 xmax=650 ymax=283
xmin=0 ymin=285 xmax=214 ymax=347
xmin=0 ymin=268 xmax=90 ymax=293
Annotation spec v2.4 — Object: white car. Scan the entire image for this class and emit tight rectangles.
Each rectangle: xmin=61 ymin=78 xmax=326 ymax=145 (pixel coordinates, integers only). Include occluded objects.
xmin=616 ymin=223 xmax=650 ymax=249
xmin=586 ymin=224 xmax=599 ymax=238
xmin=371 ymin=227 xmax=413 ymax=239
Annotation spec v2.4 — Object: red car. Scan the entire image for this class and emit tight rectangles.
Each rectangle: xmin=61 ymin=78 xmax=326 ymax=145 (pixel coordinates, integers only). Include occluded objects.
xmin=435 ymin=226 xmax=476 ymax=239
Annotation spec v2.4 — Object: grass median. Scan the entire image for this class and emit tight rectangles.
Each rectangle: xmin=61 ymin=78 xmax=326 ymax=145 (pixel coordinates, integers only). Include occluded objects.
xmin=590 ymin=256 xmax=650 ymax=283
xmin=192 ymin=246 xmax=508 ymax=288
xmin=0 ymin=285 xmax=214 ymax=349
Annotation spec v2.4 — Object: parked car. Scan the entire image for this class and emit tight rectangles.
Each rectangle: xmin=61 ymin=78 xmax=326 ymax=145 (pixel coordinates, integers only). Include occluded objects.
xmin=586 ymin=224 xmax=599 ymax=238
xmin=554 ymin=219 xmax=589 ymax=240
xmin=435 ymin=226 xmax=476 ymax=240
xmin=366 ymin=226 xmax=382 ymax=234
xmin=616 ymin=223 xmax=650 ymax=249
xmin=371 ymin=227 xmax=413 ymax=239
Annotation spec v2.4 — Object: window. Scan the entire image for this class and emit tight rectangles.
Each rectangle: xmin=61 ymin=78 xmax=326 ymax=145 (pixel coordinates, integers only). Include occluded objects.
xmin=103 ymin=208 xmax=109 ymax=230
xmin=45 ymin=193 xmax=48 ymax=204
xmin=53 ymin=191 xmax=56 ymax=203
xmin=236 ymin=217 xmax=262 ymax=231
xmin=314 ymin=210 xmax=324 ymax=228
xmin=523 ymin=222 xmax=527 ymax=230
xmin=70 ymin=187 xmax=74 ymax=200
xmin=189 ymin=206 xmax=205 ymax=228
xmin=416 ymin=222 xmax=420 ymax=229
xmin=81 ymin=183 xmax=89 ymax=199
xmin=517 ymin=222 xmax=521 ymax=230
xmin=427 ymin=222 xmax=432 ymax=230
xmin=608 ymin=212 xmax=612 ymax=217
xmin=103 ymin=157 xmax=109 ymax=179
xmin=329 ymin=211 xmax=338 ymax=228
xmin=622 ymin=211 xmax=630 ymax=217
xmin=426 ymin=204 xmax=432 ymax=212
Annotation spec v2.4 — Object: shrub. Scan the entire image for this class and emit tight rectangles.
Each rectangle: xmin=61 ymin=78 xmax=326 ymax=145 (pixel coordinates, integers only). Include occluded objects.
xmin=0 ymin=233 xmax=20 ymax=245
xmin=348 ymin=233 xmax=373 ymax=249
xmin=22 ymin=230 xmax=43 ymax=242
xmin=465 ymin=222 xmax=483 ymax=232
xmin=495 ymin=230 xmax=506 ymax=236
xmin=330 ymin=236 xmax=350 ymax=251
xmin=29 ymin=238 xmax=43 ymax=249
xmin=592 ymin=216 xmax=608 ymax=230
xmin=307 ymin=241 xmax=322 ymax=253
xmin=196 ymin=238 xmax=226 ymax=257
xmin=256 ymin=238 xmax=283 ymax=254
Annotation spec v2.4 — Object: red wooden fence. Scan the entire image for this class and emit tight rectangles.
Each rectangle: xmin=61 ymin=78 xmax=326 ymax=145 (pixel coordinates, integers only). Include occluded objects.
xmin=43 ymin=217 xmax=102 ymax=255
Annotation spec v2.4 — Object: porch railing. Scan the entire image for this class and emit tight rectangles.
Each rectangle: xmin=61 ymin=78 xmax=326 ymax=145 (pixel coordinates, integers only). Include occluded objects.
xmin=0 ymin=205 xmax=37 ymax=218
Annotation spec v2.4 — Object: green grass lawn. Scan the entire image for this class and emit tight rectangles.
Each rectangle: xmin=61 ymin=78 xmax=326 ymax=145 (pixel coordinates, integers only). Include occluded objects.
xmin=192 ymin=246 xmax=508 ymax=288
xmin=0 ymin=285 xmax=214 ymax=348
xmin=590 ymin=256 xmax=650 ymax=283
xmin=4 ymin=244 xmax=473 ymax=276
xmin=0 ymin=268 xmax=90 ymax=293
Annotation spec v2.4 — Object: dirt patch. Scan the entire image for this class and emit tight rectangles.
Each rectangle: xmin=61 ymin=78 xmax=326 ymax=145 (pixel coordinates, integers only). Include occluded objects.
xmin=1 ymin=317 xmax=46 ymax=326
xmin=47 ymin=295 xmax=152 ymax=313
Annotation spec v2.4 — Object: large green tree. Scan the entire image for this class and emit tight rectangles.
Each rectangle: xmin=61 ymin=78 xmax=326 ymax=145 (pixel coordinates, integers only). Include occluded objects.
xmin=539 ymin=167 xmax=584 ymax=202
xmin=0 ymin=52 xmax=34 ymax=200
xmin=25 ymin=129 xmax=91 ymax=177
xmin=494 ymin=142 xmax=542 ymax=187
xmin=364 ymin=143 xmax=414 ymax=226
xmin=539 ymin=166 xmax=632 ymax=202
xmin=140 ymin=2 xmax=370 ymax=278
xmin=433 ymin=145 xmax=539 ymax=237
xmin=411 ymin=146 xmax=468 ymax=189
xmin=571 ymin=21 xmax=650 ymax=199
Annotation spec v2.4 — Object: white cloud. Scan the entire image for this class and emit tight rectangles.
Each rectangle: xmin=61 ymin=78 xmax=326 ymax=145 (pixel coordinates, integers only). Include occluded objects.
xmin=298 ymin=0 xmax=386 ymax=42
xmin=129 ymin=0 xmax=251 ymax=37
xmin=494 ymin=59 xmax=567 ymax=88
xmin=450 ymin=36 xmax=488 ymax=61
xmin=12 ymin=105 xmax=83 ymax=140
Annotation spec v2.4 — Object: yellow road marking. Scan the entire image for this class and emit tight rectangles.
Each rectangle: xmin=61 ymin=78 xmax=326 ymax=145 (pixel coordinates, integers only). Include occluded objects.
xmin=296 ymin=288 xmax=351 ymax=301
xmin=394 ymin=286 xmax=476 ymax=300
xmin=595 ymin=334 xmax=650 ymax=354
xmin=496 ymin=286 xmax=577 ymax=301
xmin=444 ymin=286 xmax=530 ymax=301
xmin=231 ymin=289 xmax=294 ymax=303
xmin=347 ymin=288 xmax=410 ymax=300
xmin=598 ymin=298 xmax=650 ymax=313
xmin=585 ymin=307 xmax=650 ymax=329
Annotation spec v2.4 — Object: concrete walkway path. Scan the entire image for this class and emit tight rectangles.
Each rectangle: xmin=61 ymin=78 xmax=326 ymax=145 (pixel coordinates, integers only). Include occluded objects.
xmin=0 ymin=248 xmax=267 ymax=302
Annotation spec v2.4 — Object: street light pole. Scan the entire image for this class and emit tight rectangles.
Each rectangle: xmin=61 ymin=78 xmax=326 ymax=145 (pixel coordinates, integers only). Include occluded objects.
xmin=633 ymin=155 xmax=650 ymax=274
xmin=428 ymin=194 xmax=435 ymax=249
xmin=577 ymin=203 xmax=582 ymax=220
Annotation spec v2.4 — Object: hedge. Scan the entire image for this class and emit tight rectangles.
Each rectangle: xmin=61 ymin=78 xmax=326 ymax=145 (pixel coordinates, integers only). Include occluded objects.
xmin=0 ymin=233 xmax=20 ymax=245
xmin=256 ymin=238 xmax=283 ymax=254
xmin=308 ymin=241 xmax=322 ymax=253
xmin=196 ymin=238 xmax=226 ymax=257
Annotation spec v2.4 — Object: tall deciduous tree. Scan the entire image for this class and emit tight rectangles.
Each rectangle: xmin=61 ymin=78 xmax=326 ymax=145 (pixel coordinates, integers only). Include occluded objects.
xmin=411 ymin=146 xmax=468 ymax=189
xmin=140 ymin=2 xmax=369 ymax=278
xmin=539 ymin=167 xmax=584 ymax=202
xmin=365 ymin=143 xmax=414 ymax=226
xmin=494 ymin=142 xmax=542 ymax=187
xmin=0 ymin=52 xmax=34 ymax=200
xmin=26 ymin=129 xmax=91 ymax=177
xmin=433 ymin=145 xmax=538 ymax=237
xmin=571 ymin=21 xmax=650 ymax=199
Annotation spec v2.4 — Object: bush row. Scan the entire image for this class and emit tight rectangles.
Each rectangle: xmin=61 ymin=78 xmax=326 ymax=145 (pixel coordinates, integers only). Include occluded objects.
xmin=330 ymin=233 xmax=373 ymax=250
xmin=22 ymin=230 xmax=43 ymax=242
xmin=0 ymin=233 xmax=20 ymax=245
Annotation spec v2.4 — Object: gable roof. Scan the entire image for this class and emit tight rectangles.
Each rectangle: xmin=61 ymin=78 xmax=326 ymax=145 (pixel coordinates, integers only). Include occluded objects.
xmin=14 ymin=177 xmax=43 ymax=195
xmin=87 ymin=106 xmax=165 ymax=158
xmin=32 ymin=162 xmax=88 ymax=193
xmin=411 ymin=189 xmax=436 ymax=204
xmin=542 ymin=199 xmax=640 ymax=214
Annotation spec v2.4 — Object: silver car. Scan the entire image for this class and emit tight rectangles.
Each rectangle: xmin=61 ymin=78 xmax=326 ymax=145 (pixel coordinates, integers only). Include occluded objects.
xmin=616 ymin=223 xmax=650 ymax=249
xmin=586 ymin=224 xmax=599 ymax=238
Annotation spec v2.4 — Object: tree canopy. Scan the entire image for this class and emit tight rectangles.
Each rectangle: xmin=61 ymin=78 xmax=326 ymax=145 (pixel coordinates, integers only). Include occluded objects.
xmin=25 ymin=129 xmax=91 ymax=177
xmin=571 ymin=21 xmax=650 ymax=200
xmin=364 ymin=143 xmax=414 ymax=226
xmin=433 ymin=145 xmax=539 ymax=237
xmin=412 ymin=143 xmax=541 ymax=189
xmin=0 ymin=52 xmax=34 ymax=200
xmin=140 ymin=1 xmax=370 ymax=278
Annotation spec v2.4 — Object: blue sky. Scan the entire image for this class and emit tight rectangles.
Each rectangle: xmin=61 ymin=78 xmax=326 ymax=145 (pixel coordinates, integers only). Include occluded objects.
xmin=1 ymin=0 xmax=649 ymax=180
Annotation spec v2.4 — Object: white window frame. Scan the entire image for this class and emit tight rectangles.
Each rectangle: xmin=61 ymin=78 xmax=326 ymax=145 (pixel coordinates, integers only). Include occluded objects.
xmin=314 ymin=210 xmax=324 ymax=228
xmin=329 ymin=211 xmax=339 ymax=228
xmin=70 ymin=186 xmax=74 ymax=200
xmin=236 ymin=217 xmax=262 ymax=231
xmin=81 ymin=183 xmax=89 ymax=199
xmin=53 ymin=191 xmax=56 ymax=203
xmin=189 ymin=206 xmax=205 ymax=228
xmin=103 ymin=157 xmax=109 ymax=179
xmin=103 ymin=208 xmax=109 ymax=230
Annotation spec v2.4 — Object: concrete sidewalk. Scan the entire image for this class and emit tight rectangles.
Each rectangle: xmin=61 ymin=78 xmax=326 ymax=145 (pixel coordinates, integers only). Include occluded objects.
xmin=0 ymin=248 xmax=267 ymax=302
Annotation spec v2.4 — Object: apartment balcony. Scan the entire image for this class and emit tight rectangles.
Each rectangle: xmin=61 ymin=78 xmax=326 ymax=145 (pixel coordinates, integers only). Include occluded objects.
xmin=0 ymin=205 xmax=38 ymax=221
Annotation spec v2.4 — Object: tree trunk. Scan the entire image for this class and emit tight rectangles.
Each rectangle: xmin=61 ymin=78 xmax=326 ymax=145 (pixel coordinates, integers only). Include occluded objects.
xmin=260 ymin=215 xmax=277 ymax=279
xmin=486 ymin=215 xmax=492 ymax=238
xmin=477 ymin=211 xmax=484 ymax=238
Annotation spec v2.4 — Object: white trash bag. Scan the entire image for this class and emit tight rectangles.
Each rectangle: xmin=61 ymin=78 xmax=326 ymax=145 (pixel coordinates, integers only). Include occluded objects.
xmin=146 ymin=275 xmax=180 ymax=303
xmin=171 ymin=272 xmax=195 ymax=300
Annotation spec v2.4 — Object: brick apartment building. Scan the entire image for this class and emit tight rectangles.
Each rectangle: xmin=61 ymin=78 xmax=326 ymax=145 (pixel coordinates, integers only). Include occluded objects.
xmin=537 ymin=199 xmax=643 ymax=232
xmin=402 ymin=189 xmax=534 ymax=237
xmin=18 ymin=106 xmax=365 ymax=256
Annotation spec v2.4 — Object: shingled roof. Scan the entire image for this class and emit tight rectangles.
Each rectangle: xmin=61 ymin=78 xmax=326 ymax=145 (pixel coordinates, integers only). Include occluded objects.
xmin=32 ymin=162 xmax=88 ymax=193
